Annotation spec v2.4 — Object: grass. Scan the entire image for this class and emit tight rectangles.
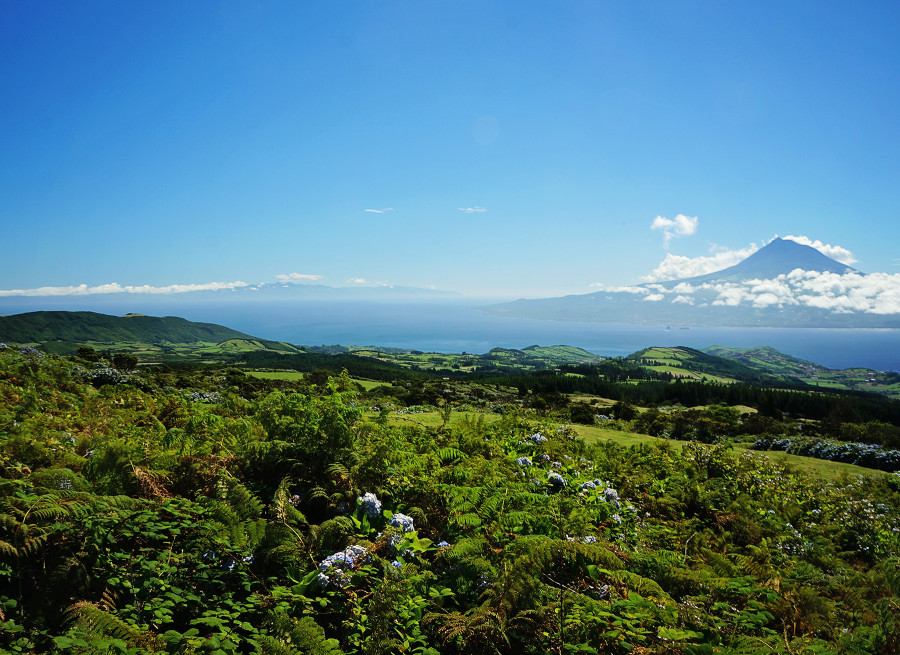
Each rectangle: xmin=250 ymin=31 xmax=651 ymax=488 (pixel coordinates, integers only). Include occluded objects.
xmin=244 ymin=372 xmax=386 ymax=391
xmin=578 ymin=425 xmax=683 ymax=450
xmin=246 ymin=371 xmax=306 ymax=381
xmin=732 ymin=445 xmax=888 ymax=479
xmin=370 ymin=408 xmax=887 ymax=482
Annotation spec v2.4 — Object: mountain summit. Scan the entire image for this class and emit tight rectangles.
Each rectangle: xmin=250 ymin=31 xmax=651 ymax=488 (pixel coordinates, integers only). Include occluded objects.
xmin=665 ymin=237 xmax=858 ymax=287
xmin=486 ymin=238 xmax=898 ymax=328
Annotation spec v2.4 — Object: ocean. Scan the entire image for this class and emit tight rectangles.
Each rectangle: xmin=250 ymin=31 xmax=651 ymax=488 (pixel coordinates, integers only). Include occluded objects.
xmin=7 ymin=298 xmax=893 ymax=371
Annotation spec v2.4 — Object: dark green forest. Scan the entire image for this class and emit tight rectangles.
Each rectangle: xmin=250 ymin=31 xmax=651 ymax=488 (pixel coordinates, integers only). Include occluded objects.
xmin=2 ymin=343 xmax=900 ymax=654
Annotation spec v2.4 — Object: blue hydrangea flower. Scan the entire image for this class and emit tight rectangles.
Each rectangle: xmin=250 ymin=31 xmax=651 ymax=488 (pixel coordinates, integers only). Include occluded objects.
xmin=604 ymin=488 xmax=620 ymax=507
xmin=358 ymin=492 xmax=382 ymax=519
xmin=547 ymin=471 xmax=567 ymax=487
xmin=317 ymin=544 xmax=370 ymax=588
xmin=390 ymin=513 xmax=415 ymax=533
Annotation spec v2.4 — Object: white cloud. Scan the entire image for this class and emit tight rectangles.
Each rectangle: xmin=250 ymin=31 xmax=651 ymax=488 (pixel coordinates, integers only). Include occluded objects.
xmin=0 ymin=281 xmax=249 ymax=297
xmin=752 ymin=292 xmax=783 ymax=307
xmin=711 ymin=285 xmax=752 ymax=306
xmin=651 ymin=268 xmax=900 ymax=315
xmin=643 ymin=244 xmax=759 ymax=282
xmin=346 ymin=277 xmax=368 ymax=284
xmin=364 ymin=208 xmax=393 ymax=213
xmin=672 ymin=282 xmax=698 ymax=294
xmin=651 ymin=214 xmax=698 ymax=247
xmin=275 ymin=273 xmax=322 ymax=282
xmin=781 ymin=235 xmax=857 ymax=265
xmin=458 ymin=206 xmax=487 ymax=213
xmin=643 ymin=293 xmax=665 ymax=302
xmin=605 ymin=285 xmax=650 ymax=295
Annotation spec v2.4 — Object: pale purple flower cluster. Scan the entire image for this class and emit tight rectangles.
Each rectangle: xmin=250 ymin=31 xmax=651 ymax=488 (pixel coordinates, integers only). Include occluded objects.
xmin=603 ymin=488 xmax=620 ymax=507
xmin=547 ymin=471 xmax=567 ymax=487
xmin=88 ymin=367 xmax=130 ymax=386
xmin=186 ymin=390 xmax=221 ymax=404
xmin=516 ymin=456 xmax=532 ymax=467
xmin=390 ymin=513 xmax=415 ymax=533
xmin=316 ymin=544 xmax=369 ymax=588
xmin=358 ymin=492 xmax=382 ymax=519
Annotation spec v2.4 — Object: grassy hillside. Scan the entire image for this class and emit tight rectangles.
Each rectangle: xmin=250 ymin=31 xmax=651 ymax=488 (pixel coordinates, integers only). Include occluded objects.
xmin=0 ymin=311 xmax=249 ymax=345
xmin=705 ymin=345 xmax=900 ymax=399
xmin=0 ymin=311 xmax=303 ymax=359
xmin=625 ymin=345 xmax=785 ymax=384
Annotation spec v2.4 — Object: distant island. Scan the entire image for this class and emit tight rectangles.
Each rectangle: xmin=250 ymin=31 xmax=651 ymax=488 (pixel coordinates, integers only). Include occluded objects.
xmin=486 ymin=238 xmax=900 ymax=328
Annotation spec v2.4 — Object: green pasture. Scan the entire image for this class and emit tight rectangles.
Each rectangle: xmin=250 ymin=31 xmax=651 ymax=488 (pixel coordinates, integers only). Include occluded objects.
xmin=246 ymin=371 xmax=306 ymax=381
xmin=245 ymin=371 xmax=384 ymax=391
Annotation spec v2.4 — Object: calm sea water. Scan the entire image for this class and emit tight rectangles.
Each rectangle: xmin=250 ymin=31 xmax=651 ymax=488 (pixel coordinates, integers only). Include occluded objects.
xmin=4 ymin=298 xmax=899 ymax=371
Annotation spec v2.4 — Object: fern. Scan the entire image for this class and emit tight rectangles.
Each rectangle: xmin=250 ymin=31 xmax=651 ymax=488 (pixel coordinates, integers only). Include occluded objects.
xmin=258 ymin=612 xmax=344 ymax=655
xmin=132 ymin=465 xmax=173 ymax=499
xmin=438 ymin=447 xmax=466 ymax=463
xmin=65 ymin=601 xmax=145 ymax=646
xmin=609 ymin=569 xmax=672 ymax=601
xmin=425 ymin=607 xmax=507 ymax=654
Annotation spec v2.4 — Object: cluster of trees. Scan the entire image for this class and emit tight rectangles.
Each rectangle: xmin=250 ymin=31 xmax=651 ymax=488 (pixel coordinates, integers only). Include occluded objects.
xmin=2 ymin=346 xmax=900 ymax=653
xmin=490 ymin=372 xmax=900 ymax=425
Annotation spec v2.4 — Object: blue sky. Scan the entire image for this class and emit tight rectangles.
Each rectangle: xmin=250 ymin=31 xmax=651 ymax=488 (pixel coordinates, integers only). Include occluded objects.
xmin=2 ymin=1 xmax=899 ymax=299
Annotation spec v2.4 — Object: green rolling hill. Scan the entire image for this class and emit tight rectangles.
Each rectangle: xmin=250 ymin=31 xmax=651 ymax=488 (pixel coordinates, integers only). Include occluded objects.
xmin=0 ymin=311 xmax=302 ymax=357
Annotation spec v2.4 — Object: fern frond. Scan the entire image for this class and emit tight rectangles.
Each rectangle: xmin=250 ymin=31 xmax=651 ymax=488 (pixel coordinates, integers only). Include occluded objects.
xmin=455 ymin=512 xmax=483 ymax=528
xmin=610 ymin=569 xmax=671 ymax=601
xmin=0 ymin=539 xmax=17 ymax=558
xmin=309 ymin=486 xmax=329 ymax=501
xmin=66 ymin=601 xmax=143 ymax=645
xmin=425 ymin=607 xmax=507 ymax=653
xmin=438 ymin=447 xmax=466 ymax=463
xmin=326 ymin=462 xmax=350 ymax=478
xmin=272 ymin=477 xmax=307 ymax=525
xmin=132 ymin=465 xmax=173 ymax=499
xmin=448 ymin=537 xmax=487 ymax=558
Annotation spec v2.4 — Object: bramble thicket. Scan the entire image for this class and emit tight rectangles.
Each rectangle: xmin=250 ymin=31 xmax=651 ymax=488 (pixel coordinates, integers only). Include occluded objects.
xmin=2 ymin=345 xmax=900 ymax=654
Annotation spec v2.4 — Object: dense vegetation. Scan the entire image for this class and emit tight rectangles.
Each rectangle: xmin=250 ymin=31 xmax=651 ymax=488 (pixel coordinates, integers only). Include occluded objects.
xmin=2 ymin=343 xmax=900 ymax=654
